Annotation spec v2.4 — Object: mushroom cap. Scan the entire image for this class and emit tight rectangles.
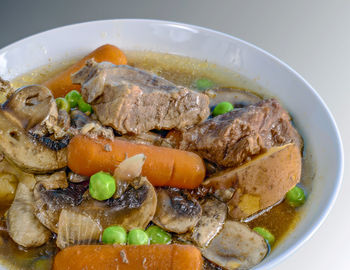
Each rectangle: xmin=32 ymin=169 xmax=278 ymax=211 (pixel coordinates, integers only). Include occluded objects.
xmin=33 ymin=171 xmax=74 ymax=233
xmin=0 ymin=85 xmax=67 ymax=173
xmin=153 ymin=188 xmax=202 ymax=234
xmin=191 ymin=197 xmax=227 ymax=248
xmin=3 ymin=85 xmax=58 ymax=133
xmin=79 ymin=176 xmax=157 ymax=231
xmin=0 ymin=109 xmax=67 ymax=173
xmin=202 ymin=220 xmax=268 ymax=270
xmin=7 ymin=181 xmax=51 ymax=248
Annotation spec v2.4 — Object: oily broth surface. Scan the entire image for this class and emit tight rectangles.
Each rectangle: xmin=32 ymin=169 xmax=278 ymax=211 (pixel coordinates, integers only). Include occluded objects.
xmin=3 ymin=51 xmax=305 ymax=269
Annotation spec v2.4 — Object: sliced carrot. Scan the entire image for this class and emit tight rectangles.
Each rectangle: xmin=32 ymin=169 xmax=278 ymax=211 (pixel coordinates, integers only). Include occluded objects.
xmin=53 ymin=244 xmax=203 ymax=270
xmin=43 ymin=44 xmax=127 ymax=98
xmin=67 ymin=135 xmax=205 ymax=189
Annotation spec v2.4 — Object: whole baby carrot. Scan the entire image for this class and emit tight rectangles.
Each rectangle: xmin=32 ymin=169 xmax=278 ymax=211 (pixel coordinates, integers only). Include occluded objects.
xmin=67 ymin=135 xmax=206 ymax=189
xmin=53 ymin=244 xmax=203 ymax=270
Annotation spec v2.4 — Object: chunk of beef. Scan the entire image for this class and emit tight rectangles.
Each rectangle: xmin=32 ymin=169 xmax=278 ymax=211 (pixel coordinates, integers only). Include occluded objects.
xmin=71 ymin=60 xmax=210 ymax=134
xmin=175 ymin=99 xmax=303 ymax=168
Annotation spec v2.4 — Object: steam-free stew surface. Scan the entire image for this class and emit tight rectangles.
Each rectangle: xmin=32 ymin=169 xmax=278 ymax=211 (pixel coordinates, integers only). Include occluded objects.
xmin=1 ymin=51 xmax=299 ymax=269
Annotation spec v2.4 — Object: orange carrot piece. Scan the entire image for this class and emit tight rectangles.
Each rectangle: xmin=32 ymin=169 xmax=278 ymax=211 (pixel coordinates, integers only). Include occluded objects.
xmin=43 ymin=44 xmax=127 ymax=98
xmin=53 ymin=244 xmax=203 ymax=270
xmin=68 ymin=135 xmax=205 ymax=189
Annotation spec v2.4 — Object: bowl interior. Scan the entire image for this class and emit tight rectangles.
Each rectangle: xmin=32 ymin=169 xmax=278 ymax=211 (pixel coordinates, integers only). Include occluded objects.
xmin=0 ymin=19 xmax=343 ymax=269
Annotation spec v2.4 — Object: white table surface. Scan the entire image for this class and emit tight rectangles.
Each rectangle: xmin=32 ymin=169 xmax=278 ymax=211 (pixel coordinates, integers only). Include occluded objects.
xmin=1 ymin=0 xmax=349 ymax=269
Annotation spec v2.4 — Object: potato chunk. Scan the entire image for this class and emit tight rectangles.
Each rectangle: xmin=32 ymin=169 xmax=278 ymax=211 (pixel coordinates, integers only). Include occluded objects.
xmin=203 ymin=144 xmax=301 ymax=220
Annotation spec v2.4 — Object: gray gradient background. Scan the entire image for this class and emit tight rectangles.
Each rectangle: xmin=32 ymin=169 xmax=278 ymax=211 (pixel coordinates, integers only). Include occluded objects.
xmin=1 ymin=0 xmax=349 ymax=269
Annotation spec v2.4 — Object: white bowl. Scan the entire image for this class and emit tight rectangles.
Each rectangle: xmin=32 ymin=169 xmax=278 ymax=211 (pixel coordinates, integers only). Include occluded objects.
xmin=0 ymin=19 xmax=343 ymax=269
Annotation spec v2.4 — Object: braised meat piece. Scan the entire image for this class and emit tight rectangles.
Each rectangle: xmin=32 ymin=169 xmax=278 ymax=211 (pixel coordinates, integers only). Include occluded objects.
xmin=72 ymin=60 xmax=210 ymax=134
xmin=174 ymin=99 xmax=303 ymax=168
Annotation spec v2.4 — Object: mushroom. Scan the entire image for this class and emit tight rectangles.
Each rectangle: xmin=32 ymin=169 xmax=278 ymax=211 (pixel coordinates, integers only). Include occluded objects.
xmin=0 ymin=85 xmax=67 ymax=173
xmin=33 ymin=171 xmax=75 ymax=233
xmin=53 ymin=177 xmax=156 ymax=249
xmin=6 ymin=181 xmax=51 ymax=248
xmin=191 ymin=197 xmax=227 ymax=248
xmin=203 ymin=143 xmax=301 ymax=220
xmin=34 ymin=154 xmax=157 ymax=245
xmin=79 ymin=176 xmax=157 ymax=230
xmin=56 ymin=209 xmax=102 ymax=249
xmin=3 ymin=85 xmax=58 ymax=135
xmin=207 ymin=87 xmax=261 ymax=108
xmin=202 ymin=221 xmax=268 ymax=270
xmin=153 ymin=188 xmax=202 ymax=234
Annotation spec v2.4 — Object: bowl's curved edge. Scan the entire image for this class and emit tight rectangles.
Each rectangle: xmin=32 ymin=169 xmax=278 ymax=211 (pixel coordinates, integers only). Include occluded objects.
xmin=0 ymin=19 xmax=344 ymax=270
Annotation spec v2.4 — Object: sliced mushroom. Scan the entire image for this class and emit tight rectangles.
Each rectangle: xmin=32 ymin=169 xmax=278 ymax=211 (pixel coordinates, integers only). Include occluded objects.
xmin=153 ymin=188 xmax=202 ymax=234
xmin=3 ymin=85 xmax=58 ymax=135
xmin=203 ymin=144 xmax=301 ymax=220
xmin=0 ymin=110 xmax=67 ymax=173
xmin=80 ymin=176 xmax=157 ymax=230
xmin=6 ymin=181 xmax=51 ymax=247
xmin=202 ymin=221 xmax=268 ymax=270
xmin=191 ymin=197 xmax=227 ymax=248
xmin=33 ymin=171 xmax=72 ymax=233
xmin=208 ymin=87 xmax=261 ymax=108
xmin=56 ymin=209 xmax=102 ymax=249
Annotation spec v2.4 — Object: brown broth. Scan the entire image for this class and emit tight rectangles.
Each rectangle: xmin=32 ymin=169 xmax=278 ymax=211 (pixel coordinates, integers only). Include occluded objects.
xmin=2 ymin=51 xmax=303 ymax=269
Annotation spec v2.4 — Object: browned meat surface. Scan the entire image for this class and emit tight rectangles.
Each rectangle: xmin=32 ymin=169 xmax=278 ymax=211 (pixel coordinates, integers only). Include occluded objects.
xmin=174 ymin=99 xmax=303 ymax=168
xmin=72 ymin=60 xmax=210 ymax=134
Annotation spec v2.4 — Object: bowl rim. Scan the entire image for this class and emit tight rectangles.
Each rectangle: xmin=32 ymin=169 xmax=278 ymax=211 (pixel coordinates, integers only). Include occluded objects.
xmin=0 ymin=19 xmax=344 ymax=270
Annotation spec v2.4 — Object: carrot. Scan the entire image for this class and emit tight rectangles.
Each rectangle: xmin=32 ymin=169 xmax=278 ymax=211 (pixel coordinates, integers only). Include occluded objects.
xmin=43 ymin=44 xmax=127 ymax=98
xmin=68 ymin=135 xmax=205 ymax=189
xmin=53 ymin=244 xmax=202 ymax=270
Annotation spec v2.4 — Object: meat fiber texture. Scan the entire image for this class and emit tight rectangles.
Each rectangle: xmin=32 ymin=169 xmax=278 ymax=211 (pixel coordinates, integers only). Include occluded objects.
xmin=72 ymin=60 xmax=210 ymax=135
xmin=176 ymin=98 xmax=303 ymax=168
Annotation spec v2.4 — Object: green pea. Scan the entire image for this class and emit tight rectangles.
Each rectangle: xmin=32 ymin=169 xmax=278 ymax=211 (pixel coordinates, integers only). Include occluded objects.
xmin=195 ymin=78 xmax=214 ymax=90
xmin=89 ymin=172 xmax=116 ymax=201
xmin=55 ymin=97 xmax=70 ymax=113
xmin=127 ymin=229 xmax=149 ymax=245
xmin=145 ymin=225 xmax=171 ymax=244
xmin=65 ymin=90 xmax=82 ymax=108
xmin=102 ymin=226 xmax=127 ymax=245
xmin=286 ymin=186 xmax=306 ymax=207
xmin=78 ymin=98 xmax=93 ymax=115
xmin=212 ymin=101 xmax=234 ymax=116
xmin=253 ymin=227 xmax=275 ymax=246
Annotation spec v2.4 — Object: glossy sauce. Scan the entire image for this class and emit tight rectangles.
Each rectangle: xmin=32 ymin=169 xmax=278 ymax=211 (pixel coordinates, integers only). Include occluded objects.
xmin=1 ymin=51 xmax=305 ymax=269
